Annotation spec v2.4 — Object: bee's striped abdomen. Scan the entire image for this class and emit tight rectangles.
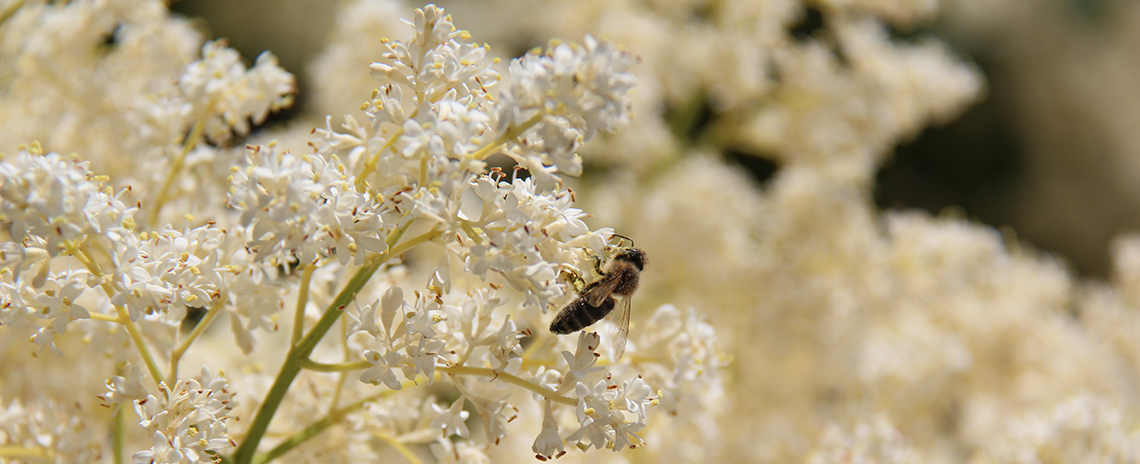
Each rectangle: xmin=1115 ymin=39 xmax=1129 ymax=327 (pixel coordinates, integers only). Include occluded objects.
xmin=550 ymin=296 xmax=615 ymax=334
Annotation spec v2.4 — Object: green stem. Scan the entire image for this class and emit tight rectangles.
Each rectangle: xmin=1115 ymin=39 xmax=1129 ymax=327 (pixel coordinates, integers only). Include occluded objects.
xmin=252 ymin=379 xmax=420 ymax=464
xmin=418 ymin=152 xmax=428 ymax=187
xmin=459 ymin=221 xmax=483 ymax=246
xmin=170 ymin=292 xmax=227 ymax=380
xmin=66 ymin=241 xmax=165 ymax=387
xmin=377 ymin=433 xmax=423 ymax=464
xmin=233 ymin=220 xmax=433 ymax=464
xmin=357 ymin=128 xmax=404 ymax=190
xmin=388 ymin=227 xmax=444 ymax=256
xmin=468 ymin=112 xmax=545 ymax=160
xmin=0 ymin=445 xmax=49 ymax=459
xmin=88 ymin=312 xmax=122 ymax=323
xmin=436 ymin=365 xmax=576 ymax=406
xmin=232 ymin=254 xmax=385 ymax=464
xmin=299 ymin=358 xmax=370 ymax=372
xmin=0 ymin=0 xmax=26 ymax=26
xmin=292 ymin=264 xmax=316 ymax=346
xmin=149 ymin=116 xmax=206 ymax=224
xmin=328 ymin=315 xmax=352 ymax=411
xmin=113 ymin=395 xmax=125 ymax=464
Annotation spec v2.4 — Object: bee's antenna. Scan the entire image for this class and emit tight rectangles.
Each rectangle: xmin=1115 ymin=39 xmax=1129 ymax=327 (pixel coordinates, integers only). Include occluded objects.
xmin=610 ymin=233 xmax=634 ymax=247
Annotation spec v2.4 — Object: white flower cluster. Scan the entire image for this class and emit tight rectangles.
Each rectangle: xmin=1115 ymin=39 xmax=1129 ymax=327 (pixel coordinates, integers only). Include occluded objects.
xmin=131 ymin=368 xmax=236 ymax=464
xmin=629 ymin=305 xmax=723 ymax=418
xmin=343 ymin=282 xmax=664 ymax=455
xmin=177 ymin=41 xmax=295 ymax=144
xmin=0 ymin=143 xmax=286 ymax=352
xmin=109 ymin=226 xmax=227 ymax=322
xmin=0 ymin=146 xmax=133 ymax=353
xmin=496 ymin=35 xmax=638 ymax=187
xmin=0 ymin=146 xmax=136 ymax=258
xmin=1 ymin=271 xmax=93 ymax=355
xmin=136 ymin=40 xmax=295 ymax=150
xmin=335 ymin=394 xmax=495 ymax=462
xmin=567 ymin=373 xmax=654 ymax=451
xmin=0 ymin=396 xmax=103 ymax=463
xmin=227 ymin=143 xmax=393 ymax=267
xmin=135 ymin=39 xmax=295 ymax=226
xmin=0 ymin=3 xmax=728 ymax=463
xmin=297 ymin=4 xmax=629 ymax=308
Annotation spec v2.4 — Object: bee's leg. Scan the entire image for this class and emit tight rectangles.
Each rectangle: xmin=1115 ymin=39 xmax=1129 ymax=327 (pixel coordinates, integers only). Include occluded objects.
xmin=559 ymin=267 xmax=587 ymax=294
xmin=586 ymin=249 xmax=605 ymax=277
xmin=610 ymin=233 xmax=633 ymax=248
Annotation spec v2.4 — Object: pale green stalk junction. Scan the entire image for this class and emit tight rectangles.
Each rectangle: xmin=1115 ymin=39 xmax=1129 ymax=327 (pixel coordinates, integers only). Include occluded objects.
xmin=113 ymin=370 xmax=127 ymax=464
xmin=468 ymin=112 xmax=545 ymax=161
xmin=231 ymin=222 xmax=441 ymax=464
xmin=356 ymin=127 xmax=404 ymax=191
xmin=297 ymin=360 xmax=576 ymax=407
xmin=291 ymin=264 xmax=316 ymax=346
xmin=64 ymin=241 xmax=166 ymax=387
xmin=376 ymin=433 xmax=423 ymax=464
xmin=149 ymin=115 xmax=207 ymax=224
xmin=253 ymin=377 xmax=423 ymax=464
xmin=170 ymin=291 xmax=227 ymax=380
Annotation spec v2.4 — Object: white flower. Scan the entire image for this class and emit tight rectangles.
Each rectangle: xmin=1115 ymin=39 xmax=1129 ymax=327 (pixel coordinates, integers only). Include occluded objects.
xmin=532 ymin=399 xmax=565 ymax=460
xmin=430 ymin=396 xmax=470 ymax=438
xmin=568 ymin=380 xmax=614 ymax=450
xmin=346 ymin=298 xmax=382 ymax=340
xmin=611 ymin=419 xmax=647 ymax=452
xmin=404 ymin=295 xmax=441 ymax=338
xmin=133 ymin=431 xmax=185 ymax=464
xmin=100 ymin=363 xmax=149 ymax=406
xmin=25 ymin=274 xmax=90 ymax=355
xmin=0 ymin=280 xmax=32 ymax=328
xmin=380 ymin=286 xmax=404 ymax=341
xmin=560 ymin=331 xmax=604 ymax=389
xmin=468 ymin=393 xmax=517 ymax=445
xmin=360 ymin=349 xmax=403 ymax=390
xmin=406 ymin=336 xmax=446 ymax=384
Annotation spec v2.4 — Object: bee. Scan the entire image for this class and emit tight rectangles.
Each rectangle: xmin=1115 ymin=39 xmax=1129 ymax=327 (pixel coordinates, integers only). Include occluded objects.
xmin=550 ymin=237 xmax=647 ymax=361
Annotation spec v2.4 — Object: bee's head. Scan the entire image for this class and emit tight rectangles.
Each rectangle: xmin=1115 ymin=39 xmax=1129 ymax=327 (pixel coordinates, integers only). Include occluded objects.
xmin=613 ymin=247 xmax=647 ymax=271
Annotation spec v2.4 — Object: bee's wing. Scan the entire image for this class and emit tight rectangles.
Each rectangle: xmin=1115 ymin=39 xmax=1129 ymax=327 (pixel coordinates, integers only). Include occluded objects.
xmin=583 ymin=272 xmax=622 ymax=307
xmin=610 ymin=295 xmax=631 ymax=361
